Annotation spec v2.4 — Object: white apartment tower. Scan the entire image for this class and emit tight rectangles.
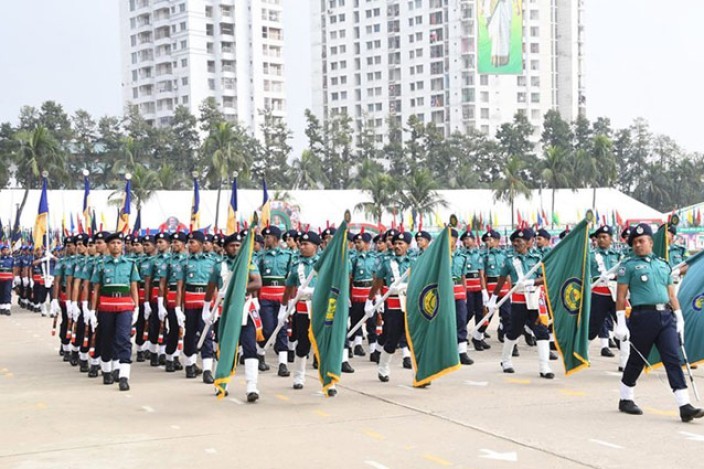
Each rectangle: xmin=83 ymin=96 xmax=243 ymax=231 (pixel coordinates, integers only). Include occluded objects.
xmin=120 ymin=0 xmax=286 ymax=137
xmin=311 ymin=0 xmax=585 ymax=143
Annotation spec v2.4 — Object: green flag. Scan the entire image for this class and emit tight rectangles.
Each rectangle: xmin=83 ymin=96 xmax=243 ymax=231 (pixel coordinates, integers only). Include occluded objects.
xmin=214 ymin=228 xmax=254 ymax=399
xmin=310 ymin=219 xmax=350 ymax=394
xmin=541 ymin=217 xmax=592 ymax=375
xmin=404 ymin=227 xmax=460 ymax=387
xmin=652 ymin=224 xmax=669 ymax=262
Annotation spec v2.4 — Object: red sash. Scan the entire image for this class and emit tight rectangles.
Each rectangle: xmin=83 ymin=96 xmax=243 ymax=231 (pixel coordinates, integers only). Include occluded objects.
xmin=138 ymin=288 xmax=146 ymax=302
xmin=184 ymin=291 xmax=206 ymax=309
xmin=0 ymin=272 xmax=13 ymax=281
xmin=32 ymin=274 xmax=45 ymax=285
xmin=260 ymin=285 xmax=285 ymax=301
xmin=166 ymin=290 xmax=177 ymax=308
xmin=99 ymin=296 xmax=135 ymax=312
xmin=487 ymin=281 xmax=510 ymax=297
xmin=464 ymin=277 xmax=481 ymax=293
xmin=351 ymin=286 xmax=371 ymax=303
xmin=296 ymin=301 xmax=309 ymax=315
xmin=593 ymin=285 xmax=611 ymax=297
xmin=511 ymin=293 xmax=526 ymax=304
xmin=453 ymin=284 xmax=467 ymax=300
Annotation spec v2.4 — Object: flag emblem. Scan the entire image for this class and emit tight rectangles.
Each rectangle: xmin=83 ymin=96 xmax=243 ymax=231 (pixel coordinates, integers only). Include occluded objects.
xmin=419 ymin=284 xmax=439 ymax=321
xmin=325 ymin=288 xmax=339 ymax=326
xmin=560 ymin=278 xmax=583 ymax=315
xmin=693 ymin=294 xmax=704 ymax=312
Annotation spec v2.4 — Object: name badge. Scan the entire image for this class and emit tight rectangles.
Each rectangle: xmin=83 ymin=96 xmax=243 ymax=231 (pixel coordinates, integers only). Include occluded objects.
xmin=640 ymin=275 xmax=648 ymax=282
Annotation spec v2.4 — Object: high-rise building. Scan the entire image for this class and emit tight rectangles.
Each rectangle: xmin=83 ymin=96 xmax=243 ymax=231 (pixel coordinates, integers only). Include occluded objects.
xmin=311 ymin=0 xmax=585 ymax=143
xmin=119 ymin=0 xmax=286 ymax=137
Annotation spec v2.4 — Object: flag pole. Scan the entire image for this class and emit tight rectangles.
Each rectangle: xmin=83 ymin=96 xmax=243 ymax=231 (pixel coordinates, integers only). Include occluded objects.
xmin=347 ymin=269 xmax=410 ymax=339
xmin=263 ymin=268 xmax=317 ymax=350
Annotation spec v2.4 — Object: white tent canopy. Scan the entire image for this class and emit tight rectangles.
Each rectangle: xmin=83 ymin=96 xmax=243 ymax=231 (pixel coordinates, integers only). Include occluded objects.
xmin=0 ymin=187 xmax=663 ymax=232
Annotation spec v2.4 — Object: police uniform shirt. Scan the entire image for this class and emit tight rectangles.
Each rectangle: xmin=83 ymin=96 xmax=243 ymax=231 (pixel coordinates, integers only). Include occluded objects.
xmin=590 ymin=246 xmax=621 ymax=280
xmin=499 ymin=251 xmax=540 ymax=284
xmin=351 ymin=251 xmax=376 ymax=284
xmin=178 ymin=252 xmax=218 ymax=286
xmin=259 ymin=248 xmax=292 ymax=286
xmin=483 ymin=248 xmax=506 ymax=278
xmin=285 ymin=255 xmax=319 ymax=289
xmin=160 ymin=253 xmax=187 ymax=286
xmin=451 ymin=250 xmax=468 ymax=283
xmin=91 ymin=255 xmax=141 ymax=287
xmin=374 ymin=254 xmax=413 ymax=286
xmin=617 ymin=254 xmax=672 ymax=306
xmin=150 ymin=252 xmax=171 ymax=281
xmin=668 ymin=243 xmax=688 ymax=267
xmin=462 ymin=247 xmax=483 ymax=275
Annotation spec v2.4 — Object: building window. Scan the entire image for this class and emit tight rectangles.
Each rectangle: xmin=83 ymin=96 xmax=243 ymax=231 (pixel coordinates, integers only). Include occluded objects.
xmin=182 ymin=95 xmax=189 ymax=104
xmin=182 ymin=77 xmax=189 ymax=85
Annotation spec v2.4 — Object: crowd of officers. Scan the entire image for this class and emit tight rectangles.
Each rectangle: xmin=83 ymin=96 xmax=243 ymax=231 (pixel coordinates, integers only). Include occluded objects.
xmin=0 ymin=220 xmax=700 ymax=419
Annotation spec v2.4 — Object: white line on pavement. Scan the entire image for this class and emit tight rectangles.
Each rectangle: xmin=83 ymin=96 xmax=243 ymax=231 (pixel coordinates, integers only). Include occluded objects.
xmin=588 ymin=439 xmax=623 ymax=449
xmin=364 ymin=460 xmax=390 ymax=469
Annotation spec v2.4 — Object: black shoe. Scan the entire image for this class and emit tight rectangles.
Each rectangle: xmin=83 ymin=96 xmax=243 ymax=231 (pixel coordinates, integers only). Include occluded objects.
xmin=501 ymin=363 xmax=515 ymax=374
xmin=618 ymin=366 xmax=624 ymax=372
xmin=165 ymin=360 xmax=175 ymax=372
xmin=524 ymin=332 xmax=536 ymax=347
xmin=193 ymin=364 xmax=203 ymax=376
xmin=549 ymin=351 xmax=558 ymax=361
xmin=327 ymin=388 xmax=338 ymax=397
xmin=79 ymin=360 xmax=89 ymax=373
xmin=88 ymin=365 xmax=99 ymax=378
xmin=136 ymin=351 xmax=145 ymax=362
xmin=370 ymin=350 xmax=380 ymax=363
xmin=484 ymin=332 xmax=491 ymax=339
xmin=158 ymin=354 xmax=166 ymax=366
xmin=550 ymin=341 xmax=557 ymax=351
xmin=680 ymin=404 xmax=704 ymax=422
xmin=293 ymin=383 xmax=303 ymax=390
xmin=143 ymin=350 xmax=151 ymax=360
xmin=341 ymin=361 xmax=355 ymax=373
xmin=619 ymin=399 xmax=643 ymax=415
xmin=480 ymin=340 xmax=491 ymax=350
xmin=512 ymin=345 xmax=520 ymax=357
xmin=609 ymin=338 xmax=618 ymax=349
xmin=62 ymin=353 xmax=70 ymax=363
xmin=119 ymin=378 xmax=130 ymax=391
xmin=287 ymin=350 xmax=295 ymax=363
xmin=112 ymin=369 xmax=120 ymax=382
xmin=459 ymin=352 xmax=474 ymax=365
xmin=103 ymin=372 xmax=114 ymax=385
xmin=497 ymin=328 xmax=505 ymax=343
xmin=378 ymin=373 xmax=389 ymax=383
xmin=185 ymin=365 xmax=196 ymax=379
xmin=173 ymin=357 xmax=183 ymax=371
xmin=403 ymin=357 xmax=412 ymax=369
xmin=239 ymin=354 xmax=245 ymax=365
xmin=601 ymin=347 xmax=615 ymax=358
xmin=150 ymin=354 xmax=159 ymax=367
xmin=59 ymin=348 xmax=65 ymax=356
xmin=70 ymin=352 xmax=79 ymax=366
xmin=540 ymin=372 xmax=555 ymax=379
xmin=247 ymin=392 xmax=259 ymax=402
xmin=353 ymin=345 xmax=366 ymax=357
xmin=258 ymin=355 xmax=270 ymax=372
xmin=202 ymin=370 xmax=214 ymax=384
xmin=472 ymin=339 xmax=485 ymax=351
xmin=313 ymin=356 xmax=318 ymax=369
xmin=278 ymin=363 xmax=290 ymax=377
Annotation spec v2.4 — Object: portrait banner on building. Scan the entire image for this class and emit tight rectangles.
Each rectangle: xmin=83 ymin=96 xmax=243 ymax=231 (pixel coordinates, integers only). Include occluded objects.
xmin=477 ymin=0 xmax=524 ymax=74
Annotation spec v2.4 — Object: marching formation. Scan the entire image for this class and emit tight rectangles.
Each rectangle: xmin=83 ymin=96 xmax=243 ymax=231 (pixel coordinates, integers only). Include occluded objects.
xmin=3 ymin=205 xmax=704 ymax=422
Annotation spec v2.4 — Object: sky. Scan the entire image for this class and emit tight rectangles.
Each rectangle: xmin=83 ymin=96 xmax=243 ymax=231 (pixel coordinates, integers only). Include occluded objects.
xmin=0 ymin=0 xmax=703 ymax=156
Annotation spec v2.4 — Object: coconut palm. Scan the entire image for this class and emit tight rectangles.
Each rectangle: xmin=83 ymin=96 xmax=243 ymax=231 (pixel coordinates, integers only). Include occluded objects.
xmin=108 ymin=164 xmax=161 ymax=216
xmin=539 ymin=146 xmax=575 ymax=216
xmin=493 ymin=155 xmax=532 ymax=227
xmin=290 ymin=149 xmax=328 ymax=189
xmin=399 ymin=169 xmax=448 ymax=221
xmin=354 ymin=173 xmax=397 ymax=224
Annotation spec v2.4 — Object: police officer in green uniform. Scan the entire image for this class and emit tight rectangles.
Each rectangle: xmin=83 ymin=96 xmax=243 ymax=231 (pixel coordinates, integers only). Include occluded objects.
xmin=148 ymin=232 xmax=171 ymax=366
xmin=51 ymin=237 xmax=76 ymax=361
xmin=534 ymin=229 xmax=552 ymax=257
xmin=461 ymin=231 xmax=490 ymax=351
xmin=615 ymin=223 xmax=704 ymax=422
xmin=177 ymin=231 xmax=218 ymax=382
xmin=90 ymin=232 xmax=140 ymax=391
xmin=450 ymin=229 xmax=473 ymax=365
xmin=158 ymin=232 xmax=188 ymax=373
xmin=136 ymin=234 xmax=156 ymax=363
xmin=84 ymin=231 xmax=109 ymax=377
xmin=667 ymin=225 xmax=688 ymax=281
xmin=70 ymin=234 xmax=94 ymax=372
xmin=414 ymin=230 xmax=431 ymax=255
xmin=482 ymin=230 xmax=511 ymax=344
xmin=348 ymin=231 xmax=377 ymax=358
xmin=589 ymin=225 xmax=621 ymax=359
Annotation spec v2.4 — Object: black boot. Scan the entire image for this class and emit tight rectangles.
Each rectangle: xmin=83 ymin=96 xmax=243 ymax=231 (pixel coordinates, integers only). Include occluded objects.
xmin=79 ymin=360 xmax=89 ymax=373
xmin=193 ymin=363 xmax=203 ymax=376
xmin=158 ymin=354 xmax=166 ymax=366
xmin=247 ymin=391 xmax=259 ymax=402
xmin=239 ymin=354 xmax=245 ymax=365
xmin=609 ymin=338 xmax=618 ymax=349
xmin=680 ymin=404 xmax=704 ymax=422
xmin=63 ymin=352 xmax=70 ymax=362
xmin=497 ymin=328 xmax=504 ymax=343
xmin=471 ymin=339 xmax=485 ymax=351
xmin=103 ymin=371 xmax=114 ymax=385
xmin=70 ymin=352 xmax=79 ymax=366
xmin=287 ymin=350 xmax=295 ymax=363
xmin=173 ymin=357 xmax=183 ymax=371
xmin=524 ymin=332 xmax=536 ymax=347
xmin=353 ymin=345 xmax=366 ymax=357
xmin=258 ymin=355 xmax=270 ymax=372
xmin=136 ymin=351 xmax=145 ymax=362
xmin=143 ymin=350 xmax=151 ymax=360
xmin=150 ymin=354 xmax=159 ymax=367
xmin=59 ymin=348 xmax=65 ymax=356
xmin=619 ymin=399 xmax=643 ymax=415
xmin=119 ymin=378 xmax=130 ymax=391
xmin=327 ymin=388 xmax=338 ymax=397
xmin=165 ymin=360 xmax=175 ymax=372
xmin=403 ymin=357 xmax=412 ymax=369
xmin=313 ymin=356 xmax=318 ymax=369
xmin=341 ymin=361 xmax=355 ymax=373
xmin=601 ymin=347 xmax=615 ymax=357
xmin=459 ymin=353 xmax=474 ymax=365
xmin=278 ymin=363 xmax=290 ymax=377
xmin=370 ymin=350 xmax=380 ymax=363
xmin=202 ymin=370 xmax=214 ymax=384
xmin=480 ymin=340 xmax=491 ymax=350
xmin=540 ymin=371 xmax=555 ymax=379
xmin=112 ymin=369 xmax=120 ymax=382
xmin=550 ymin=341 xmax=557 ymax=351
xmin=88 ymin=365 xmax=99 ymax=378
xmin=512 ymin=345 xmax=520 ymax=357
xmin=549 ymin=351 xmax=558 ymax=361
xmin=185 ymin=365 xmax=196 ymax=379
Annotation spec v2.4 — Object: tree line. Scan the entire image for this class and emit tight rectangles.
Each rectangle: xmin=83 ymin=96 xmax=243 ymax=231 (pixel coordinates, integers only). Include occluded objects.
xmin=1 ymin=99 xmax=702 ymax=225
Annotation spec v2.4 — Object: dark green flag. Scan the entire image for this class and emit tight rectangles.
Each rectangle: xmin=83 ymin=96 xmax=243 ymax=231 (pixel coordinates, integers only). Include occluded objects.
xmin=541 ymin=216 xmax=592 ymax=375
xmin=404 ymin=227 xmax=460 ymax=387
xmin=310 ymin=219 xmax=350 ymax=394
xmin=652 ymin=224 xmax=669 ymax=262
xmin=214 ymin=228 xmax=254 ymax=399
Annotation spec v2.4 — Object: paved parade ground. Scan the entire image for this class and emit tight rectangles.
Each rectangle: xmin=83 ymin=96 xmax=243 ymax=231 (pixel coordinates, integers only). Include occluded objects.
xmin=2 ymin=304 xmax=703 ymax=469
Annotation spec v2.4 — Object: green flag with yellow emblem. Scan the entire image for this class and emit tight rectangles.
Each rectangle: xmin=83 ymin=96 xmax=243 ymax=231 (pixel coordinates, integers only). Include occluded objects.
xmin=310 ymin=219 xmax=350 ymax=394
xmin=404 ymin=227 xmax=460 ymax=387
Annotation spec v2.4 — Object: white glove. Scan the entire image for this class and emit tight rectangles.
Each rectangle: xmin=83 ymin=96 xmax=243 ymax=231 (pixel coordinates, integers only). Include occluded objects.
xmin=486 ymin=294 xmax=498 ymax=310
xmin=201 ymin=302 xmax=212 ymax=323
xmin=364 ymin=299 xmax=376 ymax=318
xmin=29 ymin=278 xmax=34 ymax=288
xmin=81 ymin=301 xmax=89 ymax=317
xmin=84 ymin=308 xmax=95 ymax=325
xmin=132 ymin=306 xmax=139 ymax=325
xmin=143 ymin=301 xmax=152 ymax=320
xmin=22 ymin=277 xmax=29 ymax=287
xmin=481 ymin=289 xmax=489 ymax=304
xmin=672 ymin=269 xmax=682 ymax=284
xmin=277 ymin=304 xmax=288 ymax=325
xmin=217 ymin=288 xmax=226 ymax=300
xmin=519 ymin=278 xmax=535 ymax=289
xmin=69 ymin=301 xmax=79 ymax=321
xmin=615 ymin=310 xmax=629 ymax=341
xmin=50 ymin=299 xmax=60 ymax=317
xmin=299 ymin=286 xmax=314 ymax=298
xmin=90 ymin=312 xmax=98 ymax=330
xmin=157 ymin=297 xmax=167 ymax=321
xmin=175 ymin=306 xmax=185 ymax=327
xmin=674 ymin=309 xmax=685 ymax=344
xmin=45 ymin=276 xmax=54 ymax=289
xmin=13 ymin=276 xmax=20 ymax=287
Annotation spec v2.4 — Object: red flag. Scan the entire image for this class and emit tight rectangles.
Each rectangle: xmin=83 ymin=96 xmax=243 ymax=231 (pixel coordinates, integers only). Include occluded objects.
xmin=516 ymin=210 xmax=523 ymax=228
xmin=615 ymin=210 xmax=623 ymax=227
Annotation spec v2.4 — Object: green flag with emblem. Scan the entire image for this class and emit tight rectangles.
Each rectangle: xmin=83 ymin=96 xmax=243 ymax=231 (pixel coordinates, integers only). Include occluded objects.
xmin=404 ymin=227 xmax=460 ymax=387
xmin=214 ymin=228 xmax=254 ymax=399
xmin=310 ymin=219 xmax=350 ymax=394
xmin=652 ymin=225 xmax=669 ymax=262
xmin=541 ymin=216 xmax=592 ymax=375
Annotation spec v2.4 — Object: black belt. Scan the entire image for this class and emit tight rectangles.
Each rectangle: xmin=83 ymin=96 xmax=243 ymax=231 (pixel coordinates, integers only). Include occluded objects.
xmin=168 ymin=285 xmax=177 ymax=292
xmin=185 ymin=285 xmax=206 ymax=293
xmin=102 ymin=292 xmax=130 ymax=298
xmin=465 ymin=272 xmax=479 ymax=279
xmin=262 ymin=278 xmax=285 ymax=287
xmin=353 ymin=280 xmax=373 ymax=288
xmin=486 ymin=276 xmax=500 ymax=283
xmin=631 ymin=304 xmax=670 ymax=312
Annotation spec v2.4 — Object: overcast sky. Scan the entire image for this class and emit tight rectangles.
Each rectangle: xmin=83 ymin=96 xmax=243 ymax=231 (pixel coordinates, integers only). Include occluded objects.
xmin=0 ymin=0 xmax=702 ymax=156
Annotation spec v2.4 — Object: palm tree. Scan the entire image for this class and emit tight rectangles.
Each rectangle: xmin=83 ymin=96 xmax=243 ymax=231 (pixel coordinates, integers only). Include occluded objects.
xmin=540 ymin=146 xmax=574 ymax=217
xmin=13 ymin=126 xmax=65 ymax=218
xmin=156 ymin=163 xmax=189 ymax=190
xmin=108 ymin=164 xmax=161 ymax=215
xmin=290 ymin=149 xmax=328 ymax=189
xmin=354 ymin=173 xmax=397 ymax=224
xmin=399 ymin=170 xmax=448 ymax=221
xmin=493 ymin=155 xmax=532 ymax=227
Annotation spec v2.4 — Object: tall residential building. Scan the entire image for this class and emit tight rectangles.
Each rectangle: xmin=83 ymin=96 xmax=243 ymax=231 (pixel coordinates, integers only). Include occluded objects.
xmin=311 ymin=0 xmax=585 ymax=144
xmin=119 ymin=0 xmax=286 ymax=137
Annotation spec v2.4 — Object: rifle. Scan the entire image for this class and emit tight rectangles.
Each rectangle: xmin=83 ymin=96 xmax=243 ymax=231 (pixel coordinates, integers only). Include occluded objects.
xmin=263 ymin=268 xmax=317 ymax=350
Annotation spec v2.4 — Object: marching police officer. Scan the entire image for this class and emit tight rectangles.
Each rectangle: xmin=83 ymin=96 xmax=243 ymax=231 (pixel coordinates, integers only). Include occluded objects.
xmin=615 ymin=223 xmax=704 ymax=422
xmin=158 ymin=232 xmax=188 ymax=373
xmin=461 ymin=231 xmax=490 ymax=351
xmin=0 ymin=243 xmax=14 ymax=315
xmin=348 ymin=231 xmax=377 ymax=357
xmin=450 ymin=229 xmax=473 ymax=365
xmin=589 ymin=225 xmax=621 ymax=359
